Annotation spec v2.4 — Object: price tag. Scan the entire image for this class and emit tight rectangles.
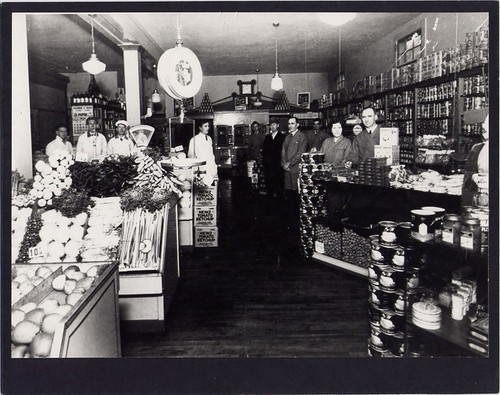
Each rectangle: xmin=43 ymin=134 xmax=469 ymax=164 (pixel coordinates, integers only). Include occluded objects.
xmin=315 ymin=241 xmax=325 ymax=254
xmin=337 ymin=176 xmax=347 ymax=183
xmin=28 ymin=246 xmax=44 ymax=259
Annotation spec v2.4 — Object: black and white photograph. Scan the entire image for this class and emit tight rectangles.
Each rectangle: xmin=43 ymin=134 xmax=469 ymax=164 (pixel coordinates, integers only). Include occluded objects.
xmin=2 ymin=2 xmax=499 ymax=394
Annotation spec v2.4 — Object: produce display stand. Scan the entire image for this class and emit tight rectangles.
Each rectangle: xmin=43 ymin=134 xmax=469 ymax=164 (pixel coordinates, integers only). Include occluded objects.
xmin=12 ymin=262 xmax=121 ymax=358
xmin=118 ymin=197 xmax=180 ymax=332
xmin=160 ymin=158 xmax=206 ymax=252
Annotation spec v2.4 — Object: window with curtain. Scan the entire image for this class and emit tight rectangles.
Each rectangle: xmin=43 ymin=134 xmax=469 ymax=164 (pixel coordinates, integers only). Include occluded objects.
xmin=396 ymin=29 xmax=422 ymax=66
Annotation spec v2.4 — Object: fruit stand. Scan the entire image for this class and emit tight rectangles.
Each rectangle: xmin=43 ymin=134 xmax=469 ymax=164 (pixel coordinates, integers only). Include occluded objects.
xmin=11 ymin=262 xmax=120 ymax=358
xmin=11 ymin=140 xmax=185 ymax=354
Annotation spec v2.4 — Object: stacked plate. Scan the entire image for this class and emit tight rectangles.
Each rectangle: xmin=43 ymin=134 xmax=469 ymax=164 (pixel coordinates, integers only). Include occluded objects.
xmin=157 ymin=46 xmax=203 ymax=100
xmin=412 ymin=301 xmax=442 ymax=330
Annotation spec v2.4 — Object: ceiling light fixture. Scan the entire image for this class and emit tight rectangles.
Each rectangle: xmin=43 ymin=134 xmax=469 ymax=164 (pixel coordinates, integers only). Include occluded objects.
xmin=254 ymin=68 xmax=263 ymax=107
xmin=82 ymin=14 xmax=106 ymax=75
xmin=151 ymin=64 xmax=161 ymax=103
xmin=271 ymin=22 xmax=283 ymax=91
xmin=319 ymin=13 xmax=357 ymax=27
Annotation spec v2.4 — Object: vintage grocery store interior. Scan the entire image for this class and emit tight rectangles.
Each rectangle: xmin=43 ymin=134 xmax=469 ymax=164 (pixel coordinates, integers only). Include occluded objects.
xmin=9 ymin=10 xmax=495 ymax=362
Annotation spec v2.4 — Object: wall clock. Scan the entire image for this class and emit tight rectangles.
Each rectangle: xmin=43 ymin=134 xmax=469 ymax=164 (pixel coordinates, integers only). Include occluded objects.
xmin=237 ymin=80 xmax=256 ymax=96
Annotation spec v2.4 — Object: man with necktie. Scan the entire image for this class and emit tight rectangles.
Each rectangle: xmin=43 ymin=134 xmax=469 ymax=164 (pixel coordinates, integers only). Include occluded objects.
xmin=262 ymin=118 xmax=286 ymax=200
xmin=107 ymin=120 xmax=136 ymax=156
xmin=345 ymin=106 xmax=381 ymax=167
xmin=281 ymin=116 xmax=308 ymax=197
xmin=75 ymin=116 xmax=108 ymax=162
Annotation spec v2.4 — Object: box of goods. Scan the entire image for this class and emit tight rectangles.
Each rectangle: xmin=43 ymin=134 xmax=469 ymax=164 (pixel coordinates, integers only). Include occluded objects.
xmin=194 ymin=226 xmax=218 ymax=248
xmin=194 ymin=183 xmax=218 ymax=207
xmin=194 ymin=206 xmax=217 ymax=227
xmin=374 ymin=145 xmax=400 ymax=166
xmin=314 ymin=223 xmax=342 ymax=259
xmin=379 ymin=128 xmax=399 ymax=147
xmin=11 ymin=262 xmax=120 ymax=358
xmin=391 ymin=68 xmax=401 ymax=88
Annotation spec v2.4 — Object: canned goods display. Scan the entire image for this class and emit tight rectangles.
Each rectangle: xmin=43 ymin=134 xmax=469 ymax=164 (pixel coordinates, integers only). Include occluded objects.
xmin=379 ymin=221 xmax=399 ymax=246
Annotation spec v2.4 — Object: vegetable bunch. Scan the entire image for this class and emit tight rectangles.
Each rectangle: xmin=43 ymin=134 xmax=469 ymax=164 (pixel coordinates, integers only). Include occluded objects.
xmin=50 ymin=188 xmax=95 ymax=218
xmin=120 ymin=186 xmax=171 ymax=213
xmin=133 ymin=155 xmax=182 ymax=195
xmin=69 ymin=155 xmax=137 ymax=197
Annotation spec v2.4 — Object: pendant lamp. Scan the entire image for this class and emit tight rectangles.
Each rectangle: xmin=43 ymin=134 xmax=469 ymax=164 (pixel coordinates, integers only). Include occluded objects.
xmin=271 ymin=23 xmax=283 ymax=91
xmin=151 ymin=64 xmax=162 ymax=103
xmin=82 ymin=15 xmax=106 ymax=75
xmin=253 ymin=68 xmax=263 ymax=107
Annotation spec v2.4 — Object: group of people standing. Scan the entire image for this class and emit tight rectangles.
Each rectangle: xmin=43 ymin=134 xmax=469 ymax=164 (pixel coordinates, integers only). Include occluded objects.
xmin=247 ymin=106 xmax=384 ymax=202
xmin=45 ymin=117 xmax=140 ymax=162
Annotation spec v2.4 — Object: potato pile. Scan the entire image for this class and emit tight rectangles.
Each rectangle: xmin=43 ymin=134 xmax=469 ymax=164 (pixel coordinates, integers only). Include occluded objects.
xmin=11 ymin=264 xmax=100 ymax=358
xmin=341 ymin=229 xmax=371 ymax=268
xmin=315 ymin=223 xmax=342 ymax=259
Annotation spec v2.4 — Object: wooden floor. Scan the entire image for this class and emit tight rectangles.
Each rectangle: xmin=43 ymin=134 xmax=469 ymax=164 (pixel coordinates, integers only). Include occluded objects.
xmin=121 ymin=174 xmax=370 ymax=357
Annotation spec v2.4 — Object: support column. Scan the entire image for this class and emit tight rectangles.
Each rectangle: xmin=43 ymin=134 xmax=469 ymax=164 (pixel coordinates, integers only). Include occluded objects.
xmin=12 ymin=13 xmax=33 ymax=179
xmin=119 ymin=43 xmax=143 ymax=126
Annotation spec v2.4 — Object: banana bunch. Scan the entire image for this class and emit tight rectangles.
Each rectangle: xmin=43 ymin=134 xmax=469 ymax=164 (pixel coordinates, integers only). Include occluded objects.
xmin=134 ymin=156 xmax=182 ymax=195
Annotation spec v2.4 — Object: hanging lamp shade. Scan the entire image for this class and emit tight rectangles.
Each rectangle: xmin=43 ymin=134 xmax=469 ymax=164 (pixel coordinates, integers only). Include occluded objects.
xmin=271 ymin=23 xmax=283 ymax=91
xmin=151 ymin=89 xmax=161 ymax=103
xmin=271 ymin=74 xmax=283 ymax=91
xmin=83 ymin=53 xmax=106 ymax=75
xmin=82 ymin=15 xmax=106 ymax=75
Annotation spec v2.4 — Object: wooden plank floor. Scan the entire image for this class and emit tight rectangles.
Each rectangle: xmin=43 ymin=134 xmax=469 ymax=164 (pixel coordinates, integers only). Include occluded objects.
xmin=121 ymin=174 xmax=370 ymax=357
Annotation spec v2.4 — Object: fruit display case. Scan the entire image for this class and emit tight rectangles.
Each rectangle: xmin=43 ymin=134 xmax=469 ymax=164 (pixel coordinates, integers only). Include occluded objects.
xmin=11 ymin=262 xmax=120 ymax=358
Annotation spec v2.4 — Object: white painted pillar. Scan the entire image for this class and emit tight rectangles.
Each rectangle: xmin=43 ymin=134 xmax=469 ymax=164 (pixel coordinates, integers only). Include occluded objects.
xmin=119 ymin=43 xmax=143 ymax=126
xmin=12 ymin=13 xmax=33 ymax=179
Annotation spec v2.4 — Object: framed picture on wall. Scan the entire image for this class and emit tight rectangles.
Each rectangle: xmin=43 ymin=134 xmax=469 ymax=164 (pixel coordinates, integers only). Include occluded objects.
xmin=297 ymin=92 xmax=310 ymax=109
xmin=173 ymin=97 xmax=196 ymax=116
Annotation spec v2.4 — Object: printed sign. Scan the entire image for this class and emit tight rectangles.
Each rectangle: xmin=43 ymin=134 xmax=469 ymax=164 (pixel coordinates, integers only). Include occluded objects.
xmin=194 ymin=185 xmax=217 ymax=207
xmin=194 ymin=206 xmax=217 ymax=227
xmin=195 ymin=226 xmax=218 ymax=248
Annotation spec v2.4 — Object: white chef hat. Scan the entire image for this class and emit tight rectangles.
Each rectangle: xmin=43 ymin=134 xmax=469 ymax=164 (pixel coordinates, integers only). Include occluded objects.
xmin=116 ymin=120 xmax=129 ymax=127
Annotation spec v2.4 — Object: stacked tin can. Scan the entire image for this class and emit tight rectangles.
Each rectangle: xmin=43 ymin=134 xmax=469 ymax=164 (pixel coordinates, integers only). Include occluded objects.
xmin=368 ymin=220 xmax=423 ymax=357
xmin=299 ymin=153 xmax=328 ymax=258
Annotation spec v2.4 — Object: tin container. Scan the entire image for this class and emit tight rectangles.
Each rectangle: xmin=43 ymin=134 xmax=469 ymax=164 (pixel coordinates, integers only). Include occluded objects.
xmin=462 ymin=205 xmax=475 ymax=219
xmin=460 ymin=218 xmax=481 ymax=252
xmin=380 ymin=310 xmax=406 ymax=334
xmin=379 ymin=269 xmax=402 ymax=291
xmin=390 ymin=247 xmax=405 ymax=270
xmin=406 ymin=269 xmax=421 ymax=291
xmin=379 ymin=221 xmax=399 ymax=246
xmin=301 ymin=153 xmax=311 ymax=162
xmin=370 ymin=240 xmax=396 ymax=263
xmin=368 ymin=340 xmax=388 ymax=357
xmin=396 ymin=222 xmax=412 ymax=246
xmin=422 ymin=206 xmax=446 ymax=240
xmin=368 ymin=301 xmax=383 ymax=326
xmin=411 ymin=209 xmax=436 ymax=242
xmin=311 ymin=152 xmax=325 ymax=164
xmin=441 ymin=213 xmax=462 ymax=246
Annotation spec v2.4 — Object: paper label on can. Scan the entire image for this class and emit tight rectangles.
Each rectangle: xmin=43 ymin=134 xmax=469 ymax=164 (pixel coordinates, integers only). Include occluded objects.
xmin=418 ymin=223 xmax=428 ymax=236
xmin=315 ymin=241 xmax=325 ymax=254
xmin=460 ymin=232 xmax=474 ymax=249
xmin=442 ymin=228 xmax=454 ymax=244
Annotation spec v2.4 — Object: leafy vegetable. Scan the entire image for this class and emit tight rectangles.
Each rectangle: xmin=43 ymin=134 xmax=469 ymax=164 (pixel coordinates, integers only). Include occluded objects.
xmin=51 ymin=188 xmax=95 ymax=218
xmin=120 ymin=186 xmax=171 ymax=213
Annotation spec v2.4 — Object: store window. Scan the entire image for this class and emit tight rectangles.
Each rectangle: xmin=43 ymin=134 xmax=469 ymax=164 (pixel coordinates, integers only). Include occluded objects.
xmin=335 ymin=73 xmax=345 ymax=92
xmin=396 ymin=29 xmax=422 ymax=66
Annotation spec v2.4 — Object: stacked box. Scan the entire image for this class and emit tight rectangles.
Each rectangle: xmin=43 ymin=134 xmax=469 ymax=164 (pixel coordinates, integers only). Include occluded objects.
xmin=358 ymin=158 xmax=390 ymax=187
xmin=381 ymin=71 xmax=392 ymax=91
xmin=194 ymin=180 xmax=218 ymax=248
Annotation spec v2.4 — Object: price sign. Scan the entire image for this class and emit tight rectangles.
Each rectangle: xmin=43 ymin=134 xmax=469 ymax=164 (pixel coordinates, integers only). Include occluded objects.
xmin=315 ymin=241 xmax=325 ymax=254
xmin=28 ymin=246 xmax=44 ymax=259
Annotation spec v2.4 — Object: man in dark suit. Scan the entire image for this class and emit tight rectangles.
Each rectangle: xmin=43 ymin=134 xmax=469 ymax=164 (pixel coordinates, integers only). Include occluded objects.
xmin=262 ymin=118 xmax=286 ymax=200
xmin=281 ymin=116 xmax=308 ymax=196
xmin=345 ymin=106 xmax=381 ymax=167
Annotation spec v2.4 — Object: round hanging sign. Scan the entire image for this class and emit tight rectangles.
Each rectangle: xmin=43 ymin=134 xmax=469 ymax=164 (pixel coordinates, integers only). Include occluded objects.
xmin=157 ymin=46 xmax=203 ymax=99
